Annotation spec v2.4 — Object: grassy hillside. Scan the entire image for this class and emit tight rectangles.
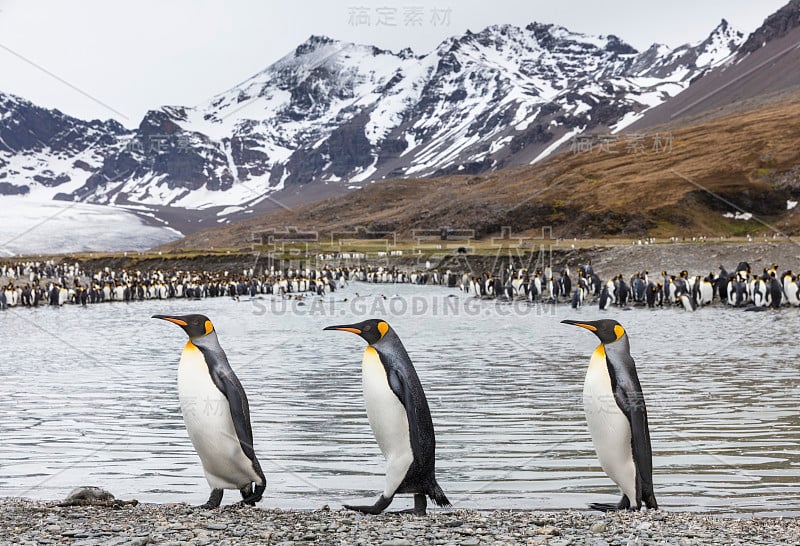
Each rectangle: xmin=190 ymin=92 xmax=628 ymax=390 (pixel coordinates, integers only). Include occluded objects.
xmin=160 ymin=93 xmax=800 ymax=251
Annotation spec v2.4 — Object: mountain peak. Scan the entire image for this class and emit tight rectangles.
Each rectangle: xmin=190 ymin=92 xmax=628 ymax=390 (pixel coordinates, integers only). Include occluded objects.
xmin=707 ymin=17 xmax=740 ymax=38
xmin=696 ymin=17 xmax=744 ymax=54
xmin=605 ymin=34 xmax=637 ymax=55
xmin=294 ymin=34 xmax=340 ymax=56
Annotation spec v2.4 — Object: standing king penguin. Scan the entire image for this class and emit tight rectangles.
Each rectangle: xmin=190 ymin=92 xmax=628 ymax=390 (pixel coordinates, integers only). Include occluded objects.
xmin=153 ymin=314 xmax=266 ymax=508
xmin=324 ymin=319 xmax=450 ymax=515
xmin=561 ymin=319 xmax=658 ymax=512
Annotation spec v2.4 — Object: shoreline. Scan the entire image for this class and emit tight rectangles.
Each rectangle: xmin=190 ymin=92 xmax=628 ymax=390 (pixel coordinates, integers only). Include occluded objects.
xmin=2 ymin=498 xmax=798 ymax=545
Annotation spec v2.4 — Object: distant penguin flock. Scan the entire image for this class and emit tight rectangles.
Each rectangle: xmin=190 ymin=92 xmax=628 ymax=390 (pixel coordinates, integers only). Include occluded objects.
xmin=0 ymin=261 xmax=460 ymax=310
xmin=3 ymin=258 xmax=800 ymax=314
xmin=463 ymin=260 xmax=800 ymax=312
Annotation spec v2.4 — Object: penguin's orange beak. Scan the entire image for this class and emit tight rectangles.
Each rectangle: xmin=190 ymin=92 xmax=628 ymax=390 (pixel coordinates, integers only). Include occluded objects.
xmin=152 ymin=315 xmax=188 ymax=327
xmin=323 ymin=325 xmax=362 ymax=334
xmin=560 ymin=319 xmax=597 ymax=332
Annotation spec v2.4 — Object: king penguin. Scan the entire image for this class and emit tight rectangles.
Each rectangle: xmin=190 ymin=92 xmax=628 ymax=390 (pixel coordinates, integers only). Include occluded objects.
xmin=153 ymin=314 xmax=266 ymax=508
xmin=561 ymin=319 xmax=658 ymax=512
xmin=324 ymin=319 xmax=450 ymax=515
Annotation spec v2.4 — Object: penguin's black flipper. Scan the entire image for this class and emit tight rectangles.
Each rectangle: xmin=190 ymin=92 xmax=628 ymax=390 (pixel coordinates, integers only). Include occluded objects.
xmin=239 ymin=472 xmax=266 ymax=506
xmin=199 ymin=345 xmax=257 ymax=462
xmin=386 ymin=368 xmax=422 ymax=458
xmin=199 ymin=344 xmax=267 ymax=503
xmin=250 ymin=464 xmax=267 ymax=503
xmin=607 ymin=351 xmax=658 ymax=510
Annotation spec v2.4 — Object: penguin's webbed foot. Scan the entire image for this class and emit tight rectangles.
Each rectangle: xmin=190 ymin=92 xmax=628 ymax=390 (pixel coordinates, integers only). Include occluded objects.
xmin=343 ymin=494 xmax=393 ymax=515
xmin=198 ymin=489 xmax=224 ymax=509
xmin=588 ymin=502 xmax=624 ymax=512
xmin=343 ymin=503 xmax=386 ymax=515
xmin=386 ymin=493 xmax=428 ymax=516
xmin=589 ymin=495 xmax=632 ymax=512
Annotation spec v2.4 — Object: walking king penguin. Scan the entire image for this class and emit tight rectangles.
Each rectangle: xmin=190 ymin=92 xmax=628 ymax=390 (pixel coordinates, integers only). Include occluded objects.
xmin=324 ymin=319 xmax=450 ymax=515
xmin=153 ymin=314 xmax=266 ymax=508
xmin=561 ymin=319 xmax=658 ymax=512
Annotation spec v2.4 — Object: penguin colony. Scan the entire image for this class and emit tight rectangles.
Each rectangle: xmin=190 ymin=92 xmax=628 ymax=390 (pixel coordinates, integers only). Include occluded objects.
xmin=0 ymin=261 xmax=458 ymax=309
xmin=154 ymin=312 xmax=655 ymax=515
xmin=3 ymin=259 xmax=799 ymax=311
xmin=464 ymin=261 xmax=800 ymax=312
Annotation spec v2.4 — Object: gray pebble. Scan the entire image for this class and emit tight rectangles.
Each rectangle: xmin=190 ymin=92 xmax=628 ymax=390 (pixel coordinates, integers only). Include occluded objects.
xmin=206 ymin=523 xmax=227 ymax=531
xmin=590 ymin=522 xmax=607 ymax=534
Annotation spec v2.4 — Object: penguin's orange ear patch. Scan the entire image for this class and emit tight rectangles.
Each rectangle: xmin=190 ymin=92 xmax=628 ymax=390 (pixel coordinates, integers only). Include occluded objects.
xmin=204 ymin=320 xmax=214 ymax=335
xmin=613 ymin=324 xmax=625 ymax=339
xmin=377 ymin=321 xmax=389 ymax=338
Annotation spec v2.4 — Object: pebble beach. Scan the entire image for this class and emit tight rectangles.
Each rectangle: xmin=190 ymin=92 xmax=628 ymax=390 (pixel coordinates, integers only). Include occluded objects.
xmin=1 ymin=499 xmax=798 ymax=546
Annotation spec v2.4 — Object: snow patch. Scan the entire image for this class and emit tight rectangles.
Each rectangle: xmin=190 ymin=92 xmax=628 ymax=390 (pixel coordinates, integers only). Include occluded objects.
xmin=723 ymin=212 xmax=753 ymax=221
xmin=0 ymin=197 xmax=181 ymax=255
xmin=531 ymin=127 xmax=584 ymax=164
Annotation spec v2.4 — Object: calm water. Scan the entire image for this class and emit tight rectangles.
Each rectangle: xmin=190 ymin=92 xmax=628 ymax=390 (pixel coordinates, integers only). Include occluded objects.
xmin=1 ymin=283 xmax=798 ymax=516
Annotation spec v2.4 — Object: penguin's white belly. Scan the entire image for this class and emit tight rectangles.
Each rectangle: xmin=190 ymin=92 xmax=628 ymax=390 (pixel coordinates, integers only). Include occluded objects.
xmin=178 ymin=344 xmax=260 ymax=490
xmin=583 ymin=346 xmax=637 ymax=504
xmin=362 ymin=347 xmax=413 ymax=497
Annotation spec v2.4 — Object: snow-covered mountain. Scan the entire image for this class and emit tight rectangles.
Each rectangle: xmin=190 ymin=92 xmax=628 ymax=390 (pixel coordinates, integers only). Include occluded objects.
xmin=0 ymin=18 xmax=746 ymax=234
xmin=0 ymin=93 xmax=129 ymax=199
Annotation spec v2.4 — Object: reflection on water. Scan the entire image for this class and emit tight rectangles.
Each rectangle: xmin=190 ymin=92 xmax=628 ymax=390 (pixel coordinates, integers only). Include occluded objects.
xmin=0 ymin=283 xmax=798 ymax=515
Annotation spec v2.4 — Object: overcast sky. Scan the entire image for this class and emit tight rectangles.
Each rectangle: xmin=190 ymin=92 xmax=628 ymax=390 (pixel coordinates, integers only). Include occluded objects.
xmin=0 ymin=0 xmax=788 ymax=126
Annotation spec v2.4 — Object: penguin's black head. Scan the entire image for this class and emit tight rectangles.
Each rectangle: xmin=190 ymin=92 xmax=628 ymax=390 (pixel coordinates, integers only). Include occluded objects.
xmin=152 ymin=314 xmax=214 ymax=339
xmin=324 ymin=318 xmax=390 ymax=345
xmin=561 ymin=319 xmax=626 ymax=344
